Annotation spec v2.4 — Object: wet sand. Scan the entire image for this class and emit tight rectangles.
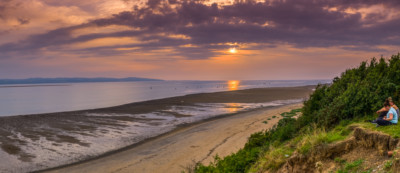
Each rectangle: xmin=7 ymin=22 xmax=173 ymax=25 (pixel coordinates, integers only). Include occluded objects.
xmin=43 ymin=103 xmax=303 ymax=173
xmin=0 ymin=85 xmax=314 ymax=172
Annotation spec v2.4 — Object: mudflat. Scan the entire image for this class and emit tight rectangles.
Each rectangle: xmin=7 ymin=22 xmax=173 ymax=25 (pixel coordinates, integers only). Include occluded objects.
xmin=0 ymin=86 xmax=313 ymax=172
xmin=43 ymin=104 xmax=303 ymax=173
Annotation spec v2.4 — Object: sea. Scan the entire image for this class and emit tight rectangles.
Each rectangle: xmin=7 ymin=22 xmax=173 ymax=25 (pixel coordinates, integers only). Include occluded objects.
xmin=0 ymin=80 xmax=330 ymax=172
xmin=0 ymin=80 xmax=329 ymax=117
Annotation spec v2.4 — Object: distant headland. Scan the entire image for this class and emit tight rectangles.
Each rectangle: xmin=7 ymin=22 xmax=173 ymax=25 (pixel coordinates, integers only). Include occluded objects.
xmin=0 ymin=77 xmax=163 ymax=85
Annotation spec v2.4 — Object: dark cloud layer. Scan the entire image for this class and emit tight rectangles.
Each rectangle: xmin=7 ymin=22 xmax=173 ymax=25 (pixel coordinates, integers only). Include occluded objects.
xmin=1 ymin=0 xmax=400 ymax=59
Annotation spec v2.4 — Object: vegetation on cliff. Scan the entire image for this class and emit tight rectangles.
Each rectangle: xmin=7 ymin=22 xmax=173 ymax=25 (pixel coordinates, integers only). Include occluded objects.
xmin=194 ymin=53 xmax=400 ymax=172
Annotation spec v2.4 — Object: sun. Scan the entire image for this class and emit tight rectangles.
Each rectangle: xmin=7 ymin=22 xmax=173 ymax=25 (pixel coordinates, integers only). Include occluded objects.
xmin=229 ymin=47 xmax=237 ymax=54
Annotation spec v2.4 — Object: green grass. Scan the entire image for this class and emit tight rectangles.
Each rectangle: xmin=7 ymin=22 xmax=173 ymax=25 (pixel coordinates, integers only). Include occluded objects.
xmin=384 ymin=160 xmax=393 ymax=169
xmin=252 ymin=111 xmax=354 ymax=172
xmin=195 ymin=110 xmax=398 ymax=173
xmin=262 ymin=121 xmax=268 ymax=124
xmin=249 ymin=123 xmax=352 ymax=172
xmin=280 ymin=108 xmax=301 ymax=118
xmin=355 ymin=122 xmax=400 ymax=138
xmin=272 ymin=115 xmax=277 ymax=118
xmin=334 ymin=159 xmax=365 ymax=173
xmin=195 ymin=110 xmax=300 ymax=173
xmin=344 ymin=159 xmax=364 ymax=170
xmin=362 ymin=169 xmax=373 ymax=173
xmin=195 ymin=117 xmax=397 ymax=173
xmin=296 ymin=125 xmax=350 ymax=155
xmin=193 ymin=54 xmax=400 ymax=173
xmin=334 ymin=157 xmax=346 ymax=164
xmin=334 ymin=157 xmax=377 ymax=173
xmin=248 ymin=144 xmax=294 ymax=172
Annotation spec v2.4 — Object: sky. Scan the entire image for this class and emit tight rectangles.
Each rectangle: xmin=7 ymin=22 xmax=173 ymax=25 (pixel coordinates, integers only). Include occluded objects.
xmin=0 ymin=0 xmax=399 ymax=80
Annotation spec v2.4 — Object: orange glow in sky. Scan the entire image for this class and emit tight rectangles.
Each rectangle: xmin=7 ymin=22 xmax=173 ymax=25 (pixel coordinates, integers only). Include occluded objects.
xmin=229 ymin=48 xmax=237 ymax=54
xmin=0 ymin=0 xmax=398 ymax=80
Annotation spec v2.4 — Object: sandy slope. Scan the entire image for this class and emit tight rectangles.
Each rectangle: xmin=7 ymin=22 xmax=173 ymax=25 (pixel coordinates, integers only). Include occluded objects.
xmin=45 ymin=103 xmax=302 ymax=173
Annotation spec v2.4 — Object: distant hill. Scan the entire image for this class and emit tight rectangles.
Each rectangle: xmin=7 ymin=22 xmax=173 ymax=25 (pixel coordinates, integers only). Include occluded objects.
xmin=0 ymin=77 xmax=163 ymax=85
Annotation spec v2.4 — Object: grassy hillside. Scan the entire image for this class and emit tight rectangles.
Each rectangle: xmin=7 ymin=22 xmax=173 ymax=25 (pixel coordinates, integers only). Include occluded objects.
xmin=193 ymin=53 xmax=400 ymax=173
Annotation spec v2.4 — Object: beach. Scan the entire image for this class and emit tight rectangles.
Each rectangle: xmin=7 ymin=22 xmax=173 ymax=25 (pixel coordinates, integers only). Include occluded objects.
xmin=0 ymin=85 xmax=314 ymax=172
xmin=44 ymin=103 xmax=302 ymax=173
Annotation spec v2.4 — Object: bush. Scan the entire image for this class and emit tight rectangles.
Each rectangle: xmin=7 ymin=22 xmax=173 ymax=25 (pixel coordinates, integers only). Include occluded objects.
xmin=195 ymin=54 xmax=400 ymax=173
xmin=301 ymin=54 xmax=400 ymax=129
xmin=195 ymin=117 xmax=298 ymax=173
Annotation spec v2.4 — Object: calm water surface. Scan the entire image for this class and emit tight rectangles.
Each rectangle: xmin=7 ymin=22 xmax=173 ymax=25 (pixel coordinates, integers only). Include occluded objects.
xmin=0 ymin=80 xmax=329 ymax=116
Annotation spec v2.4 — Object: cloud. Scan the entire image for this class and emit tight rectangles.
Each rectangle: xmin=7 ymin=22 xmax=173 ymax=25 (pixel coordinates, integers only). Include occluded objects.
xmin=17 ymin=18 xmax=29 ymax=25
xmin=1 ymin=0 xmax=400 ymax=60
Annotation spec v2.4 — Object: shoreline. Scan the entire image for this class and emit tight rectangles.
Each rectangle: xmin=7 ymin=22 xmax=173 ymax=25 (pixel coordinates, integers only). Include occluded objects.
xmin=41 ymin=103 xmax=303 ymax=173
xmin=36 ymin=105 xmax=282 ymax=172
xmin=1 ymin=85 xmax=314 ymax=118
xmin=0 ymin=85 xmax=315 ymax=172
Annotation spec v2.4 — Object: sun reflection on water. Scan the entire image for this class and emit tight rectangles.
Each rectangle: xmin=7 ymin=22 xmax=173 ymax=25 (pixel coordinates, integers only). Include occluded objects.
xmin=226 ymin=103 xmax=241 ymax=113
xmin=227 ymin=80 xmax=240 ymax=90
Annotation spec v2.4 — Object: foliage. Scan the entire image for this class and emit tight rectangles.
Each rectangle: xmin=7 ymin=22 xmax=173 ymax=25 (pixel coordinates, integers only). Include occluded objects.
xmin=300 ymin=54 xmax=400 ymax=129
xmin=195 ymin=117 xmax=297 ymax=172
xmin=280 ymin=108 xmax=301 ymax=118
xmin=344 ymin=159 xmax=364 ymax=171
xmin=334 ymin=157 xmax=346 ymax=165
xmin=194 ymin=54 xmax=400 ymax=173
xmin=355 ymin=122 xmax=400 ymax=138
xmin=334 ymin=159 xmax=365 ymax=173
xmin=384 ymin=160 xmax=393 ymax=170
xmin=257 ymin=145 xmax=294 ymax=171
xmin=296 ymin=125 xmax=349 ymax=155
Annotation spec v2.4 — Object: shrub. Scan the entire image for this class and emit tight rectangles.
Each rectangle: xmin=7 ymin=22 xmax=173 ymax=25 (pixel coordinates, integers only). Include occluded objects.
xmin=194 ymin=54 xmax=400 ymax=173
xmin=301 ymin=54 xmax=400 ymax=129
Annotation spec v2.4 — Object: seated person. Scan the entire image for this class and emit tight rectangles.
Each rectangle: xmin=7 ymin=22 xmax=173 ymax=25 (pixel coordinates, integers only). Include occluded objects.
xmin=388 ymin=97 xmax=399 ymax=116
xmin=376 ymin=102 xmax=398 ymax=126
xmin=372 ymin=99 xmax=390 ymax=123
